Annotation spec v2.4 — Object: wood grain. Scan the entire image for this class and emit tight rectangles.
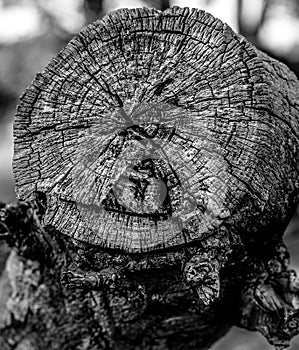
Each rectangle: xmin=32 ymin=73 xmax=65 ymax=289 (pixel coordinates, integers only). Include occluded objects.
xmin=13 ymin=7 xmax=299 ymax=252
xmin=2 ymin=6 xmax=299 ymax=350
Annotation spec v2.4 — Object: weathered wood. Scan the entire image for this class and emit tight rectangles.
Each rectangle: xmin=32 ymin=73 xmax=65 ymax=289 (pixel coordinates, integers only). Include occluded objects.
xmin=1 ymin=200 xmax=299 ymax=350
xmin=1 ymin=6 xmax=299 ymax=350
xmin=13 ymin=7 xmax=299 ymax=253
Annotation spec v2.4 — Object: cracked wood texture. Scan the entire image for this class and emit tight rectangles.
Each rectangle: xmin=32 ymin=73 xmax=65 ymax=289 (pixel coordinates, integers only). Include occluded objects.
xmin=1 ymin=6 xmax=299 ymax=350
xmin=13 ymin=7 xmax=299 ymax=253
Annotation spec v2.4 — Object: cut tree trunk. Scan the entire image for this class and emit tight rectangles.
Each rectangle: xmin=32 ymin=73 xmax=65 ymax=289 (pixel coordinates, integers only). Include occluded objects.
xmin=1 ymin=7 xmax=299 ymax=350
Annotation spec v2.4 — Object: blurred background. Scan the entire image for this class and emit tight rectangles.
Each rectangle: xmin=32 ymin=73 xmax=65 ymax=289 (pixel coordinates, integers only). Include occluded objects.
xmin=0 ymin=0 xmax=299 ymax=349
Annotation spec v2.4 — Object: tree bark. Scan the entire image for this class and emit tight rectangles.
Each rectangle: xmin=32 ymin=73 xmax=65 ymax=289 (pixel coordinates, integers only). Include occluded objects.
xmin=1 ymin=201 xmax=299 ymax=350
xmin=2 ymin=7 xmax=299 ymax=350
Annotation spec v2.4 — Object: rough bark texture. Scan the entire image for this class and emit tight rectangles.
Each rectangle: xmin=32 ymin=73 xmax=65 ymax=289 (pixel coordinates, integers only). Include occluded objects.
xmin=1 ymin=6 xmax=299 ymax=350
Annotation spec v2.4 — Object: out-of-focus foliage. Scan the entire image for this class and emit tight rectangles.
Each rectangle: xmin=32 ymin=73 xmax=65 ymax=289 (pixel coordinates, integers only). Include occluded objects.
xmin=84 ymin=0 xmax=104 ymax=23
xmin=238 ymin=0 xmax=299 ymax=73
xmin=143 ymin=0 xmax=170 ymax=10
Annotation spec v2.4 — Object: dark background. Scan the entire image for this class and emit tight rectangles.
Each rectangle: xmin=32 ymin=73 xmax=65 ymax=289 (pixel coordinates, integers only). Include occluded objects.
xmin=0 ymin=1 xmax=299 ymax=349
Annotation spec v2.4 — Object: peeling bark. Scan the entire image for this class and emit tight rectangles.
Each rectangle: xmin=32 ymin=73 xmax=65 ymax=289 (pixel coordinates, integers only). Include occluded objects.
xmin=1 ymin=7 xmax=299 ymax=350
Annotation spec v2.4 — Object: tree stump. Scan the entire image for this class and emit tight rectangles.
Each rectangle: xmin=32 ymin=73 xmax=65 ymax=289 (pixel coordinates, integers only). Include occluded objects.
xmin=1 ymin=6 xmax=299 ymax=350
